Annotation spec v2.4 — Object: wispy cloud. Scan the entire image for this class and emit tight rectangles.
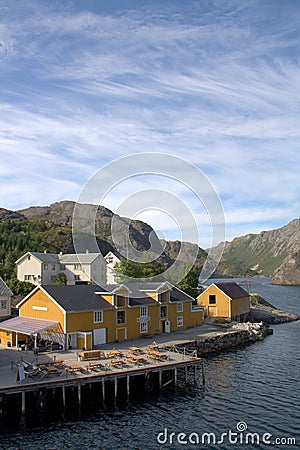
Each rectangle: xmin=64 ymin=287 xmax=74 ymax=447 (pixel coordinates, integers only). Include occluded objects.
xmin=0 ymin=0 xmax=299 ymax=244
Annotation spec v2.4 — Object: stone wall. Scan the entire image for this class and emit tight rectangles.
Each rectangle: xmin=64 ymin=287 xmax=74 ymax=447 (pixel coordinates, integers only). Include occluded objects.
xmin=175 ymin=323 xmax=267 ymax=356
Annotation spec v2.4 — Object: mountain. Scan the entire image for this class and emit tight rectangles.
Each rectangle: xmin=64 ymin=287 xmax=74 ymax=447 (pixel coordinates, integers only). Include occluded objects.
xmin=272 ymin=247 xmax=300 ymax=285
xmin=215 ymin=218 xmax=300 ymax=277
xmin=0 ymin=201 xmax=207 ymax=282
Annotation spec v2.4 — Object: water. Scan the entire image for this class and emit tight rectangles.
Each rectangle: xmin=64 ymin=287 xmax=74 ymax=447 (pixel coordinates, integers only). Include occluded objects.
xmin=0 ymin=278 xmax=299 ymax=450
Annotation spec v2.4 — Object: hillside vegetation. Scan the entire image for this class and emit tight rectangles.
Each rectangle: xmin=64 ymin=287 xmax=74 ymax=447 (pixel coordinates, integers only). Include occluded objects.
xmin=216 ymin=218 xmax=300 ymax=277
xmin=0 ymin=201 xmax=207 ymax=287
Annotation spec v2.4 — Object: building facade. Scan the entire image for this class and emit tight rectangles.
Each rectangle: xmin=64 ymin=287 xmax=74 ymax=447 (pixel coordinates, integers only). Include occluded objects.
xmin=104 ymin=252 xmax=120 ymax=284
xmin=0 ymin=277 xmax=12 ymax=318
xmin=16 ymin=251 xmax=107 ymax=285
xmin=0 ymin=282 xmax=204 ymax=349
xmin=197 ymin=282 xmax=250 ymax=321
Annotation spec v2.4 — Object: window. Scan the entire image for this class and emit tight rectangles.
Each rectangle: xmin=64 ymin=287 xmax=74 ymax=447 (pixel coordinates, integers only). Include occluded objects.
xmin=177 ymin=316 xmax=183 ymax=327
xmin=107 ymin=257 xmax=114 ymax=264
xmin=94 ymin=311 xmax=103 ymax=323
xmin=140 ymin=322 xmax=148 ymax=334
xmin=115 ymin=295 xmax=126 ymax=307
xmin=60 ymin=264 xmax=66 ymax=270
xmin=74 ymin=264 xmax=81 ymax=270
xmin=117 ymin=310 xmax=126 ymax=324
xmin=74 ymin=275 xmax=80 ymax=281
xmin=51 ymin=264 xmax=56 ymax=270
xmin=209 ymin=295 xmax=216 ymax=304
xmin=27 ymin=255 xmax=31 ymax=260
xmin=159 ymin=291 xmax=168 ymax=303
xmin=44 ymin=264 xmax=48 ymax=270
xmin=24 ymin=275 xmax=34 ymax=281
xmin=1 ymin=301 xmax=7 ymax=309
xmin=160 ymin=305 xmax=167 ymax=318
xmin=140 ymin=306 xmax=148 ymax=317
xmin=177 ymin=302 xmax=183 ymax=312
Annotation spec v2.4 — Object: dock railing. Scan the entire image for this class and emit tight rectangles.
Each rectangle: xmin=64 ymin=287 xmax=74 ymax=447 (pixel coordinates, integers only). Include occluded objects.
xmin=162 ymin=344 xmax=198 ymax=360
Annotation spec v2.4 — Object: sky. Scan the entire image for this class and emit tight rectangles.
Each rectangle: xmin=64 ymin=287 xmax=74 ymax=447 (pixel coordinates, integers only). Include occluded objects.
xmin=0 ymin=0 xmax=299 ymax=249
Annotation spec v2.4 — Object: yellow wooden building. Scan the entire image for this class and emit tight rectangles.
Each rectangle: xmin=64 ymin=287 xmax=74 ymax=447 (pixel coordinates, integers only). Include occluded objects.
xmin=197 ymin=282 xmax=250 ymax=321
xmin=0 ymin=282 xmax=203 ymax=350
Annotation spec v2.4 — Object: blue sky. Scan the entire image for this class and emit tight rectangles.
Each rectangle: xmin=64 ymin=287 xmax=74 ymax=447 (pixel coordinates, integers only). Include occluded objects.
xmin=0 ymin=0 xmax=299 ymax=248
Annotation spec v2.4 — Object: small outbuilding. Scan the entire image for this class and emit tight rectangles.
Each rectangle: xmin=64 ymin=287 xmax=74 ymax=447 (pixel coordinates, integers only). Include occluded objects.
xmin=197 ymin=282 xmax=250 ymax=321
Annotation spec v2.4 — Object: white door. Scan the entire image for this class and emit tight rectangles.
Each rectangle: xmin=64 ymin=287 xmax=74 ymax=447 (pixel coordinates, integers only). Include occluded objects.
xmin=68 ymin=333 xmax=77 ymax=349
xmin=93 ymin=328 xmax=106 ymax=345
xmin=165 ymin=320 xmax=170 ymax=333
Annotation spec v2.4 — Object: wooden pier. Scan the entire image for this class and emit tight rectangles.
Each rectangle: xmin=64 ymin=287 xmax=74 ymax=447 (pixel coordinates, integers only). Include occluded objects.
xmin=0 ymin=345 xmax=204 ymax=419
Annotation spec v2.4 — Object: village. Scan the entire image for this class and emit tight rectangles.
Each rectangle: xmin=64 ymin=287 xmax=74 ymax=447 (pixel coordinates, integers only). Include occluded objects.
xmin=0 ymin=249 xmax=260 ymax=419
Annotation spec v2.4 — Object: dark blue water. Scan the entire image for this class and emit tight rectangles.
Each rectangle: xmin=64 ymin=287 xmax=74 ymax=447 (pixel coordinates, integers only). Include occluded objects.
xmin=0 ymin=278 xmax=299 ymax=450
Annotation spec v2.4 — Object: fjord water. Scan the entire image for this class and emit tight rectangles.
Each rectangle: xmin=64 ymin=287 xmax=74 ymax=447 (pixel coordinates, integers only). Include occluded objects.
xmin=1 ymin=278 xmax=299 ymax=450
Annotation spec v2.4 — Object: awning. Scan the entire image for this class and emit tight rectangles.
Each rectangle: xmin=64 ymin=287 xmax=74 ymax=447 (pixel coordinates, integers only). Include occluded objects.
xmin=0 ymin=316 xmax=59 ymax=335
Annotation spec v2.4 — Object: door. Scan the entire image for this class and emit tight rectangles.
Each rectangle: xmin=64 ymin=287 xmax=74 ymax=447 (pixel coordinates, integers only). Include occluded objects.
xmin=67 ymin=333 xmax=77 ymax=349
xmin=208 ymin=306 xmax=217 ymax=316
xmin=116 ymin=327 xmax=126 ymax=342
xmin=93 ymin=328 xmax=106 ymax=345
xmin=164 ymin=320 xmax=170 ymax=333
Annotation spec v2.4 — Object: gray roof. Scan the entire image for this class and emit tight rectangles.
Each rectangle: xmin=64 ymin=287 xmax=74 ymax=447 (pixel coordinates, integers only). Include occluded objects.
xmin=97 ymin=282 xmax=194 ymax=305
xmin=214 ymin=282 xmax=249 ymax=299
xmin=27 ymin=252 xmax=60 ymax=264
xmin=16 ymin=252 xmax=103 ymax=265
xmin=0 ymin=277 xmax=13 ymax=296
xmin=0 ymin=316 xmax=58 ymax=335
xmin=170 ymin=286 xmax=195 ymax=303
xmin=60 ymin=253 xmax=102 ymax=264
xmin=42 ymin=285 xmax=114 ymax=312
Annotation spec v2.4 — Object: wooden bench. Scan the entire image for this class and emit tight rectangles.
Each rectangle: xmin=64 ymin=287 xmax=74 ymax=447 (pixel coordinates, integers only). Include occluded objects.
xmin=80 ymin=350 xmax=106 ymax=361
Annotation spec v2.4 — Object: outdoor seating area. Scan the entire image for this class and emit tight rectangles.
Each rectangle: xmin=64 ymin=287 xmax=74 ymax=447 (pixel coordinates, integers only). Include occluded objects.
xmin=8 ymin=342 xmax=174 ymax=385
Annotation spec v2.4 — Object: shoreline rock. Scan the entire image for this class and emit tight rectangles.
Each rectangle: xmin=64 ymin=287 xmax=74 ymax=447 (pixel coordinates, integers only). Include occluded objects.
xmin=249 ymin=293 xmax=299 ymax=324
xmin=172 ymin=322 xmax=267 ymax=357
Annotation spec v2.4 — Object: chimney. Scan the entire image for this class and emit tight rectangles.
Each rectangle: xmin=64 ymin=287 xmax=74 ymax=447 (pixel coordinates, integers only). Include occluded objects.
xmin=59 ymin=251 xmax=63 ymax=256
xmin=44 ymin=249 xmax=47 ymax=254
xmin=86 ymin=249 xmax=89 ymax=254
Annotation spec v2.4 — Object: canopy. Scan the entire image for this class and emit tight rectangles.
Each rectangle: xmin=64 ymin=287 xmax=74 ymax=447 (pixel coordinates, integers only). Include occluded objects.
xmin=0 ymin=316 xmax=59 ymax=335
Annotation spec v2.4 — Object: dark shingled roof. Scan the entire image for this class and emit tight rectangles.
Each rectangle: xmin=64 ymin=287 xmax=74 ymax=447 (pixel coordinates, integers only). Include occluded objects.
xmin=170 ymin=286 xmax=195 ymax=303
xmin=42 ymin=285 xmax=114 ymax=312
xmin=0 ymin=277 xmax=13 ymax=296
xmin=96 ymin=283 xmax=159 ymax=306
xmin=97 ymin=282 xmax=194 ymax=305
xmin=214 ymin=282 xmax=249 ymax=299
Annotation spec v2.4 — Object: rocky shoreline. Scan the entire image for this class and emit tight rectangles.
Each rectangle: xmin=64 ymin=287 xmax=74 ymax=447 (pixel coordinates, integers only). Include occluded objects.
xmin=249 ymin=293 xmax=299 ymax=324
xmin=170 ymin=322 xmax=267 ymax=357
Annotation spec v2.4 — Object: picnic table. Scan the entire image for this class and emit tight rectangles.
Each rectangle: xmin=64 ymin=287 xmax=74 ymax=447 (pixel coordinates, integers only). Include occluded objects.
xmin=87 ymin=361 xmax=107 ymax=371
xmin=126 ymin=354 xmax=147 ymax=366
xmin=45 ymin=366 xmax=63 ymax=376
xmin=108 ymin=350 xmax=124 ymax=358
xmin=108 ymin=358 xmax=124 ymax=369
xmin=66 ymin=364 xmax=83 ymax=374
xmin=129 ymin=347 xmax=144 ymax=354
xmin=147 ymin=350 xmax=168 ymax=361
xmin=35 ymin=359 xmax=64 ymax=367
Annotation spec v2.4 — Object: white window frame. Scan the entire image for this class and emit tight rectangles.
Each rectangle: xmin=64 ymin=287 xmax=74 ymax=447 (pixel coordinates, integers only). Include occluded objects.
xmin=94 ymin=310 xmax=103 ymax=323
xmin=116 ymin=310 xmax=126 ymax=324
xmin=140 ymin=306 xmax=148 ymax=317
xmin=177 ymin=316 xmax=183 ymax=327
xmin=1 ymin=301 xmax=7 ymax=309
xmin=140 ymin=321 xmax=148 ymax=334
xmin=44 ymin=264 xmax=48 ymax=270
xmin=177 ymin=302 xmax=183 ymax=313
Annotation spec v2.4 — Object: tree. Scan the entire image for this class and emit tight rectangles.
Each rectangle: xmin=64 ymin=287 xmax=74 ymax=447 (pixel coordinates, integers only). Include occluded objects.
xmin=52 ymin=272 xmax=67 ymax=285
xmin=7 ymin=278 xmax=35 ymax=296
xmin=176 ymin=264 xmax=201 ymax=299
xmin=114 ymin=259 xmax=164 ymax=282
